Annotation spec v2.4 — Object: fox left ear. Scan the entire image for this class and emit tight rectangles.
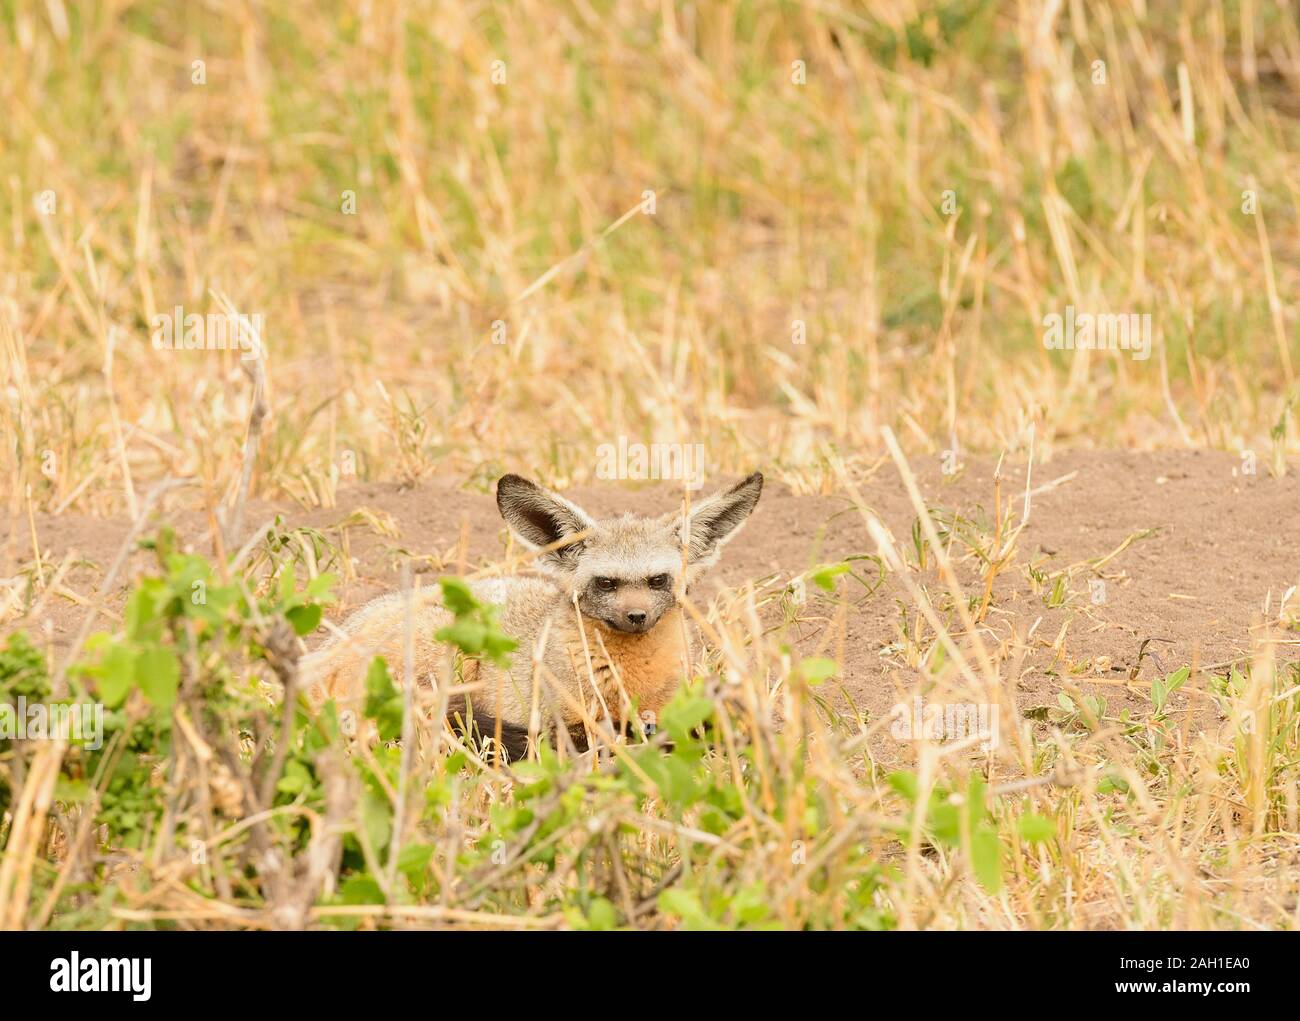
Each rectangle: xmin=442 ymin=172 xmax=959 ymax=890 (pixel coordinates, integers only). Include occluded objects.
xmin=496 ymin=474 xmax=595 ymax=569
xmin=677 ymin=472 xmax=763 ymax=566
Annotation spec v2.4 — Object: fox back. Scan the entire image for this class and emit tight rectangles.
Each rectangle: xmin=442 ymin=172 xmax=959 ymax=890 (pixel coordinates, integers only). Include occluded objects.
xmin=300 ymin=472 xmax=763 ymax=758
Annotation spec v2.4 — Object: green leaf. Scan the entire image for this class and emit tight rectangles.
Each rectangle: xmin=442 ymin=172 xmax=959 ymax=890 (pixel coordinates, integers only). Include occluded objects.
xmin=886 ymin=771 xmax=919 ymax=801
xmin=1017 ymin=813 xmax=1056 ymax=844
xmin=798 ymin=657 xmax=838 ymax=685
xmin=364 ymin=657 xmax=403 ymax=741
xmin=657 ymin=753 xmax=706 ymax=806
xmin=810 ymin=562 xmax=850 ymax=592
xmin=278 ymin=564 xmax=297 ymax=604
xmin=0 ymin=632 xmax=50 ymax=699
xmin=659 ymin=688 xmax=714 ymax=743
xmin=970 ymin=823 xmax=1003 ymax=893
xmin=730 ymin=883 xmax=774 ymax=926
xmin=438 ymin=577 xmax=478 ymax=616
xmin=657 ymin=888 xmax=715 ymax=930
xmin=286 ymin=603 xmax=322 ymax=636
xmin=435 ymin=619 xmax=486 ymax=655
xmin=482 ymin=630 xmax=519 ymax=667
xmin=360 ymin=788 xmax=393 ymax=855
xmin=135 ymin=647 xmax=180 ymax=710
xmin=321 ymin=873 xmax=386 ymax=929
xmin=124 ymin=587 xmax=159 ymax=640
xmin=306 ymin=572 xmax=337 ymax=600
xmin=432 ymin=577 xmax=516 ymax=668
xmin=397 ymin=842 xmax=434 ymax=894
xmin=276 ymin=759 xmax=314 ymax=796
xmin=928 ymin=797 xmax=961 ymax=845
xmin=91 ymin=642 xmax=136 ymax=708
xmin=365 ymin=657 xmax=397 ymax=701
xmin=583 ymin=897 xmax=619 ymax=931
xmin=339 ymin=874 xmax=384 ymax=904
xmin=54 ymin=777 xmax=90 ymax=803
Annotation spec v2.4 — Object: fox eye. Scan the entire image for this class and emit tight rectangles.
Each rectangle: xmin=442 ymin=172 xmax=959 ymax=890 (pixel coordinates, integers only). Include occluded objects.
xmin=646 ymin=574 xmax=670 ymax=590
xmin=594 ymin=577 xmax=618 ymax=592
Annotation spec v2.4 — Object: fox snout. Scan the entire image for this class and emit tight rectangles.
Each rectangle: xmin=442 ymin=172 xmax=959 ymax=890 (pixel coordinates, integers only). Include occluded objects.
xmin=601 ymin=587 xmax=665 ymax=633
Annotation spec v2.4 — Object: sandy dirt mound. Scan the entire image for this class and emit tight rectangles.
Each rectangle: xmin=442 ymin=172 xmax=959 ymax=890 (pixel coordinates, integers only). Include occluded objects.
xmin=11 ymin=451 xmax=1299 ymax=762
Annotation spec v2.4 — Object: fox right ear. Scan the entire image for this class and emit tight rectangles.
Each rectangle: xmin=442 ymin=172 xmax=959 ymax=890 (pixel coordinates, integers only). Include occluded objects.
xmin=496 ymin=474 xmax=594 ymax=569
xmin=677 ymin=471 xmax=763 ymax=567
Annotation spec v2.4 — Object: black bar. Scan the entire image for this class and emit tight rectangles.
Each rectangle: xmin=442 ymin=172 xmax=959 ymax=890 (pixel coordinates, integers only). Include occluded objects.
xmin=0 ymin=930 xmax=1278 ymax=1006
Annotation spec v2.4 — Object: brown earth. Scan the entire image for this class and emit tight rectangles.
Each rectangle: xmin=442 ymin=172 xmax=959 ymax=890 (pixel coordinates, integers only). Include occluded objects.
xmin=8 ymin=451 xmax=1300 ymax=762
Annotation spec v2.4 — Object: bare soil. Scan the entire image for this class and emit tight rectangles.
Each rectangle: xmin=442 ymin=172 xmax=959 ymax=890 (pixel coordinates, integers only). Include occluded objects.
xmin=11 ymin=451 xmax=1300 ymax=762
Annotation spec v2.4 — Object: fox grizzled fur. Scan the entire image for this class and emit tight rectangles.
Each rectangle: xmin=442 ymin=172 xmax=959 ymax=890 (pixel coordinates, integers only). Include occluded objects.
xmin=301 ymin=472 xmax=763 ymax=759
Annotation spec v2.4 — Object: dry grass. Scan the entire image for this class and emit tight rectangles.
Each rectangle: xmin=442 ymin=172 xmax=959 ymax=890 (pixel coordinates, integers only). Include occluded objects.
xmin=2 ymin=0 xmax=1300 ymax=930
xmin=3 ymin=0 xmax=1299 ymax=522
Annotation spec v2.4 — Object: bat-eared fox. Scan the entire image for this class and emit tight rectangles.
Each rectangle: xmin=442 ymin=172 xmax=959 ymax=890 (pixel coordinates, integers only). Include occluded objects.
xmin=302 ymin=471 xmax=763 ymax=760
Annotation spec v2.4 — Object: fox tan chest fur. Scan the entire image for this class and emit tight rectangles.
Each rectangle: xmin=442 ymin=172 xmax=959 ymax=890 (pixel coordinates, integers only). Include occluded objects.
xmin=563 ymin=607 xmax=689 ymax=719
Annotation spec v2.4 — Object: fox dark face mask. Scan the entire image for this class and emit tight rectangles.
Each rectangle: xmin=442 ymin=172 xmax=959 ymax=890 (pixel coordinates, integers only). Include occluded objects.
xmin=495 ymin=472 xmax=765 ymax=631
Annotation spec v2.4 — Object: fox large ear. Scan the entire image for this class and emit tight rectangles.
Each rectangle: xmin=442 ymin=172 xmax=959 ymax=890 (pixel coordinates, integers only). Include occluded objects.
xmin=496 ymin=474 xmax=594 ymax=569
xmin=677 ymin=472 xmax=763 ymax=567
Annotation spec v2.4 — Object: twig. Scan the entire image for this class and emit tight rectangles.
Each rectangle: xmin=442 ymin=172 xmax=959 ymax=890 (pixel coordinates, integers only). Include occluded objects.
xmin=225 ymin=351 xmax=268 ymax=551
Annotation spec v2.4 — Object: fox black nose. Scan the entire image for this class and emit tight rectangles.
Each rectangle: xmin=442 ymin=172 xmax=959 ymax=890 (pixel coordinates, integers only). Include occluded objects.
xmin=626 ymin=611 xmax=647 ymax=626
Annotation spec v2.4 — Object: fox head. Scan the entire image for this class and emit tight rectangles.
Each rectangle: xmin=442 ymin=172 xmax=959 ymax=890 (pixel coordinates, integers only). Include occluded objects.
xmin=496 ymin=472 xmax=764 ymax=634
